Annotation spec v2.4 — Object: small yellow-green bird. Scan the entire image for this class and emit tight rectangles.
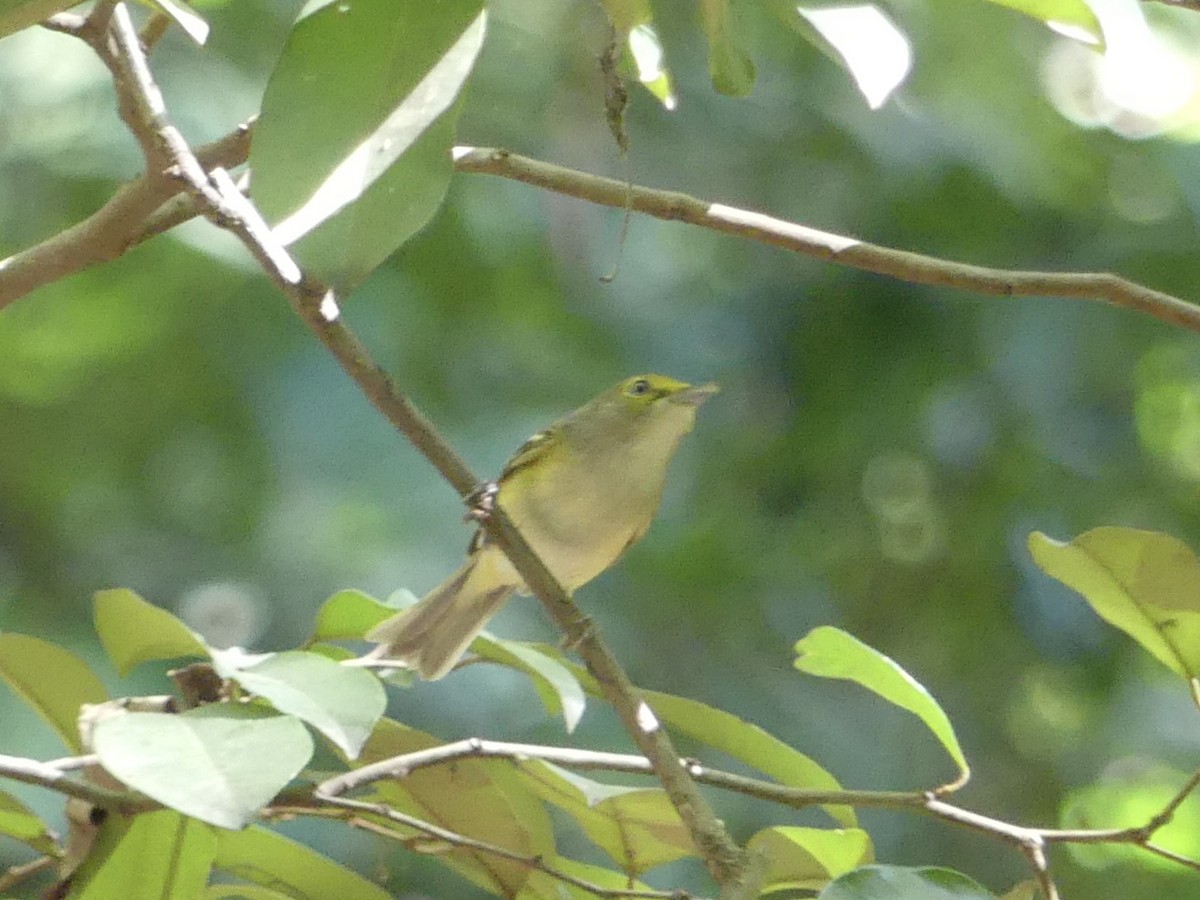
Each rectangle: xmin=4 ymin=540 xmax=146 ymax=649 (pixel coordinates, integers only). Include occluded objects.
xmin=366 ymin=374 xmax=719 ymax=679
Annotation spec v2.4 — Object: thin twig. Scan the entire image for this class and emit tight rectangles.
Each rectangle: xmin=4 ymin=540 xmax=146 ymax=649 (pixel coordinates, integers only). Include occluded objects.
xmin=320 ymin=737 xmax=1200 ymax=889
xmin=0 ymin=753 xmax=133 ymax=808
xmin=452 ymin=146 xmax=1200 ymax=335
xmin=287 ymin=796 xmax=694 ymax=899
xmin=0 ymin=856 xmax=56 ymax=893
xmin=0 ymin=120 xmax=251 ymax=310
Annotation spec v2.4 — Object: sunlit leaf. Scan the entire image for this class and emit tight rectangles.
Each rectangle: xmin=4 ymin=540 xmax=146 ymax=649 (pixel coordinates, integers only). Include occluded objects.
xmin=818 ymin=864 xmax=997 ymax=899
xmin=92 ymin=707 xmax=312 ymax=829
xmin=356 ymin=719 xmax=553 ymax=896
xmin=213 ymin=825 xmax=391 ymax=900
xmin=473 ymin=635 xmax=587 ymax=732
xmin=520 ymin=762 xmax=695 ymax=874
xmin=94 ymin=588 xmax=209 ymax=677
xmin=749 ymin=826 xmax=873 ymax=893
xmin=560 ymin=658 xmax=856 ymax=827
xmin=1028 ymin=528 xmax=1200 ymax=679
xmin=142 ymin=0 xmax=209 ymax=43
xmin=210 ymin=648 xmax=384 ymax=759
xmin=0 ymin=788 xmax=57 ymax=854
xmin=308 ymin=588 xmax=393 ymax=643
xmin=251 ymin=0 xmax=487 ymax=289
xmin=1060 ymin=762 xmax=1200 ymax=870
xmin=0 ymin=632 xmax=107 ymax=752
xmin=795 ymin=627 xmax=968 ymax=784
xmin=795 ymin=4 xmax=911 ymax=109
xmin=979 ymin=0 xmax=1102 ymax=45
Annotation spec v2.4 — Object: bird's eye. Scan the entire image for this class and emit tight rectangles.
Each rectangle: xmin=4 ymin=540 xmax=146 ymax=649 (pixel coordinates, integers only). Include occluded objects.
xmin=628 ymin=378 xmax=651 ymax=396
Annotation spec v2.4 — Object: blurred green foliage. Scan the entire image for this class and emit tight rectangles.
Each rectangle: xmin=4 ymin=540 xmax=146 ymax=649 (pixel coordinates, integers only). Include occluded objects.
xmin=4 ymin=0 xmax=1200 ymax=896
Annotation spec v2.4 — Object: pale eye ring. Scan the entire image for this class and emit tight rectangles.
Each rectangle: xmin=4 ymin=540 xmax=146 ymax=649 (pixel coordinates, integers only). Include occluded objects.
xmin=629 ymin=378 xmax=651 ymax=396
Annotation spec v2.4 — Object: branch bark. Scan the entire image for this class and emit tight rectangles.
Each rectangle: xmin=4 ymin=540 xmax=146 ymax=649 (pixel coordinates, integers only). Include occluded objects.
xmin=452 ymin=146 xmax=1200 ymax=335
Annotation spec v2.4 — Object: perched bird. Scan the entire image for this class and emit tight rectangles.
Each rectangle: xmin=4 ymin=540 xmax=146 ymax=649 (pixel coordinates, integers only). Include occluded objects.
xmin=366 ymin=374 xmax=719 ymax=679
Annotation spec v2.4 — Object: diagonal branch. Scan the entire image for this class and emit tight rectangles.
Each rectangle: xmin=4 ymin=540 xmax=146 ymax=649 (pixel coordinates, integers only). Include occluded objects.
xmin=55 ymin=2 xmax=747 ymax=890
xmin=0 ymin=120 xmax=251 ymax=311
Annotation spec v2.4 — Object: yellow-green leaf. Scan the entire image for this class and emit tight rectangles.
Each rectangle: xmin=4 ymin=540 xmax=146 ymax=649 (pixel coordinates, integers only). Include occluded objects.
xmin=794 ymin=627 xmax=968 ymax=785
xmin=1028 ymin=528 xmax=1200 ymax=680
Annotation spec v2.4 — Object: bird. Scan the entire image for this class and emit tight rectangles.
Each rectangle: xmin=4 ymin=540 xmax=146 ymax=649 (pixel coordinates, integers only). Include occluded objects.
xmin=364 ymin=373 xmax=719 ymax=679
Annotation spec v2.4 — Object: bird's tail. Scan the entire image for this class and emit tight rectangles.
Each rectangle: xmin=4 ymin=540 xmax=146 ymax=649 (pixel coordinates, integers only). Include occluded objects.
xmin=365 ymin=548 xmax=516 ymax=680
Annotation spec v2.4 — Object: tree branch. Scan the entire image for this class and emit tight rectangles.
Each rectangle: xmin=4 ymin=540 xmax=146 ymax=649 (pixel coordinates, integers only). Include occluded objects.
xmin=0 ymin=119 xmax=251 ymax=311
xmin=283 ymin=797 xmax=698 ymax=899
xmin=452 ymin=146 xmax=1200 ymax=335
xmin=56 ymin=2 xmax=746 ymax=889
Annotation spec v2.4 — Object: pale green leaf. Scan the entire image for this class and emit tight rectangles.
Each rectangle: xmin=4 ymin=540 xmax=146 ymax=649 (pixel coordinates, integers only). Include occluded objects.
xmin=980 ymin=0 xmax=1102 ymax=45
xmin=795 ymin=627 xmax=968 ymax=784
xmin=795 ymin=4 xmax=911 ymax=109
xmin=94 ymin=588 xmax=208 ymax=677
xmin=210 ymin=649 xmax=385 ymax=759
xmin=0 ymin=788 xmax=57 ymax=854
xmin=251 ymin=0 xmax=487 ymax=289
xmin=749 ymin=826 xmax=874 ymax=894
xmin=0 ymin=632 xmax=107 ymax=752
xmin=1028 ymin=527 xmax=1200 ymax=679
xmin=473 ymin=635 xmax=587 ymax=732
xmin=308 ymin=588 xmax=393 ymax=643
xmin=356 ymin=719 xmax=553 ymax=896
xmin=561 ymin=659 xmax=856 ymax=827
xmin=143 ymin=0 xmax=208 ymax=43
xmin=92 ymin=707 xmax=312 ymax=829
xmin=214 ymin=825 xmax=391 ymax=900
xmin=520 ymin=762 xmax=694 ymax=874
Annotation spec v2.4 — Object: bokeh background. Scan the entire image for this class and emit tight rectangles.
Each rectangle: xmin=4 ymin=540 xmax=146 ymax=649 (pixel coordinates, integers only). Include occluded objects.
xmin=5 ymin=0 xmax=1200 ymax=896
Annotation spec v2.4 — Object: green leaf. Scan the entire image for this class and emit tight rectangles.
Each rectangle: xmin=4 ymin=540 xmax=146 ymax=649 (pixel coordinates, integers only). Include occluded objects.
xmin=978 ymin=0 xmax=1102 ymax=45
xmin=357 ymin=719 xmax=554 ymax=896
xmin=700 ymin=0 xmax=755 ymax=96
xmin=70 ymin=810 xmax=216 ymax=900
xmin=210 ymin=649 xmax=386 ymax=759
xmin=645 ymin=689 xmax=856 ymax=827
xmin=308 ymin=588 xmax=393 ymax=643
xmin=818 ymin=864 xmax=997 ymax=899
xmin=213 ymin=825 xmax=391 ymax=900
xmin=0 ymin=788 xmax=58 ymax=854
xmin=559 ymin=659 xmax=855 ymax=827
xmin=794 ymin=4 xmax=911 ymax=109
xmin=749 ymin=826 xmax=873 ymax=893
xmin=1060 ymin=762 xmax=1200 ymax=870
xmin=794 ymin=627 xmax=968 ymax=785
xmin=0 ymin=632 xmax=108 ymax=752
xmin=0 ymin=0 xmax=79 ymax=40
xmin=92 ymin=707 xmax=313 ymax=829
xmin=1028 ymin=528 xmax=1200 ymax=680
xmin=472 ymin=636 xmax=587 ymax=733
xmin=94 ymin=588 xmax=208 ymax=677
xmin=517 ymin=854 xmax=656 ymax=899
xmin=251 ymin=0 xmax=487 ymax=289
xmin=627 ymin=24 xmax=677 ymax=110
xmin=520 ymin=762 xmax=695 ymax=875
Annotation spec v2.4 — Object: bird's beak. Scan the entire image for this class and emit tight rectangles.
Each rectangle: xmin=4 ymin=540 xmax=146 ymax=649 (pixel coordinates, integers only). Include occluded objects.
xmin=671 ymin=382 xmax=720 ymax=406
